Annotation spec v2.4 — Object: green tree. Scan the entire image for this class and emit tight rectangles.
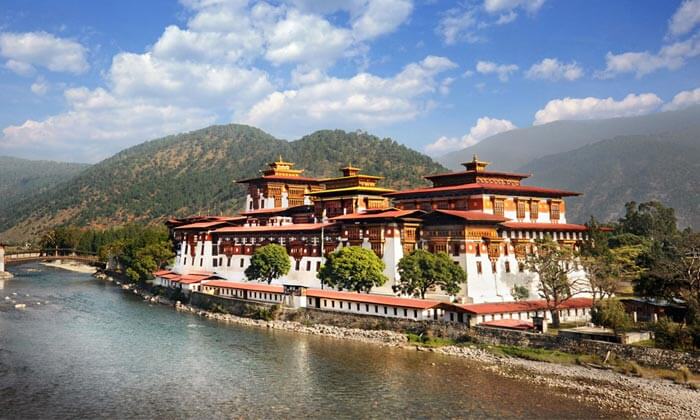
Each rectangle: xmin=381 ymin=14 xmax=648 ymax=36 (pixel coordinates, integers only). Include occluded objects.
xmin=590 ymin=299 xmax=630 ymax=332
xmin=526 ymin=236 xmax=583 ymax=328
xmin=511 ymin=285 xmax=530 ymax=301
xmin=318 ymin=246 xmax=388 ymax=293
xmin=617 ymin=201 xmax=678 ymax=241
xmin=245 ymin=244 xmax=291 ymax=284
xmin=394 ymin=250 xmax=465 ymax=299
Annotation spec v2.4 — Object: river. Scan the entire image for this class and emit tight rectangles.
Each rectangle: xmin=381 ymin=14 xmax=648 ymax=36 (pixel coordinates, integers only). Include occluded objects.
xmin=0 ymin=265 xmax=618 ymax=419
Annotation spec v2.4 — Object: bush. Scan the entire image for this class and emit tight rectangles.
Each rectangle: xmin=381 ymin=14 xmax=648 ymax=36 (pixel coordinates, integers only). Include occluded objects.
xmin=653 ymin=317 xmax=694 ymax=351
xmin=591 ymin=299 xmax=630 ymax=332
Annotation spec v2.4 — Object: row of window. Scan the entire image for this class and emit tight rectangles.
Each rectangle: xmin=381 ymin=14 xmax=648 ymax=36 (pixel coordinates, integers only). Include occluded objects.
xmin=312 ymin=297 xmax=427 ymax=319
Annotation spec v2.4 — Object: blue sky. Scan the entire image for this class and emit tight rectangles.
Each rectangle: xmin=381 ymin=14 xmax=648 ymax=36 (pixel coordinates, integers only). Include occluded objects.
xmin=1 ymin=0 xmax=699 ymax=163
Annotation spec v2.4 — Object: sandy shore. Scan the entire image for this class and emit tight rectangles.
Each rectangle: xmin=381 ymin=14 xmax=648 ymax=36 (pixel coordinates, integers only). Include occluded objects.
xmin=42 ymin=261 xmax=97 ymax=274
xmin=104 ymin=275 xmax=699 ymax=419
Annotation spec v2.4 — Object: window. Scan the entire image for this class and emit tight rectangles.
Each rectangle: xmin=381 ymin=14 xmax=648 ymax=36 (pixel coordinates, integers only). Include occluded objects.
xmin=240 ymin=258 xmax=244 ymax=268
xmin=517 ymin=200 xmax=527 ymax=219
xmin=316 ymin=262 xmax=321 ymax=271
xmin=518 ymin=262 xmax=525 ymax=273
xmin=213 ymin=259 xmax=218 ymax=268
xmin=452 ymin=243 xmax=460 ymax=256
xmin=493 ymin=198 xmax=505 ymax=217
xmin=324 ymin=300 xmax=327 ymax=307
xmin=306 ymin=261 xmax=311 ymax=271
xmin=365 ymin=304 xmax=369 ymax=312
xmin=356 ymin=303 xmax=360 ymax=310
xmin=375 ymin=305 xmax=378 ymax=313
xmin=530 ymin=201 xmax=539 ymax=219
xmin=475 ymin=244 xmax=481 ymax=257
xmin=183 ymin=257 xmax=187 ymax=265
xmin=476 ymin=261 xmax=482 ymax=274
xmin=331 ymin=301 xmax=335 ymax=308
xmin=393 ymin=307 xmax=397 ymax=316
xmin=550 ymin=202 xmax=561 ymax=220
xmin=413 ymin=310 xmax=418 ymax=318
xmin=404 ymin=308 xmax=408 ymax=317
xmin=295 ymin=260 xmax=300 ymax=271
xmin=491 ymin=260 xmax=497 ymax=273
xmin=199 ymin=258 xmax=203 ymax=267
xmin=339 ymin=301 xmax=343 ymax=309
xmin=227 ymin=257 xmax=231 ymax=267
xmin=505 ymin=261 xmax=510 ymax=273
xmin=384 ymin=306 xmax=387 ymax=314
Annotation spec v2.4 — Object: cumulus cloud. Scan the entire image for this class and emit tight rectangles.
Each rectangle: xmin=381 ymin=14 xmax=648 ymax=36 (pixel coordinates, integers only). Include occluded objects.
xmin=1 ymin=88 xmax=216 ymax=162
xmin=668 ymin=0 xmax=700 ymax=37
xmin=525 ymin=58 xmax=583 ymax=81
xmin=437 ymin=7 xmax=478 ymax=45
xmin=483 ymin=0 xmax=546 ymax=14
xmin=476 ymin=60 xmax=518 ymax=81
xmin=426 ymin=117 xmax=516 ymax=154
xmin=30 ymin=77 xmax=49 ymax=95
xmin=598 ymin=34 xmax=700 ymax=78
xmin=0 ymin=31 xmax=88 ymax=75
xmin=533 ymin=93 xmax=663 ymax=125
xmin=662 ymin=87 xmax=700 ymax=111
xmin=243 ymin=56 xmax=457 ymax=136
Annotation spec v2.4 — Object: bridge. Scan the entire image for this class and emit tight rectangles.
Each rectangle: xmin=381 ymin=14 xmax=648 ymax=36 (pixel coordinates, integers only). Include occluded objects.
xmin=0 ymin=245 xmax=104 ymax=276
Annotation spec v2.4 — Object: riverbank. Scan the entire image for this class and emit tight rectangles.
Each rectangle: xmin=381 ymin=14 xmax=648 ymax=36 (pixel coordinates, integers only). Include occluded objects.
xmin=102 ymin=275 xmax=699 ymax=418
xmin=42 ymin=260 xmax=97 ymax=274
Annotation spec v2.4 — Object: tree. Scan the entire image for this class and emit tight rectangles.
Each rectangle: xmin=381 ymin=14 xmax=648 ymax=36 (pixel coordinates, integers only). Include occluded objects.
xmin=617 ymin=201 xmax=678 ymax=241
xmin=245 ymin=244 xmax=291 ymax=284
xmin=317 ymin=246 xmax=388 ymax=293
xmin=394 ymin=250 xmax=465 ymax=299
xmin=526 ymin=236 xmax=583 ymax=327
xmin=511 ymin=285 xmax=530 ymax=301
xmin=590 ymin=299 xmax=630 ymax=332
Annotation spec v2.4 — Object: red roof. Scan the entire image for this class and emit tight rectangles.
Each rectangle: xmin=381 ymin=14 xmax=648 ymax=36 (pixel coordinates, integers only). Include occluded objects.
xmin=458 ymin=298 xmax=593 ymax=315
xmin=154 ymin=270 xmax=221 ymax=284
xmin=330 ymin=209 xmax=425 ymax=221
xmin=175 ymin=220 xmax=243 ymax=230
xmin=213 ymin=223 xmax=333 ymax=233
xmin=386 ymin=182 xmax=580 ymax=198
xmin=479 ymin=319 xmax=534 ymax=330
xmin=500 ymin=222 xmax=588 ymax=232
xmin=306 ymin=289 xmax=443 ymax=309
xmin=240 ymin=207 xmax=287 ymax=216
xmin=203 ymin=280 xmax=285 ymax=293
xmin=153 ymin=269 xmax=171 ymax=276
xmin=425 ymin=170 xmax=530 ymax=181
xmin=236 ymin=175 xmax=321 ymax=183
xmin=427 ymin=209 xmax=507 ymax=222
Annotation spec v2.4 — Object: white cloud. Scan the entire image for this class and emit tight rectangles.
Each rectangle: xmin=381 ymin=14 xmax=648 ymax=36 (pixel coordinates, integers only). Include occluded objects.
xmin=598 ymin=34 xmax=700 ymax=78
xmin=483 ymin=0 xmax=546 ymax=14
xmin=30 ymin=77 xmax=48 ymax=95
xmin=351 ymin=0 xmax=413 ymax=41
xmin=668 ymin=0 xmax=700 ymax=37
xmin=426 ymin=116 xmax=516 ymax=154
xmin=525 ymin=58 xmax=583 ymax=81
xmin=662 ymin=87 xmax=700 ymax=111
xmin=243 ymin=56 xmax=457 ymax=136
xmin=1 ymin=88 xmax=216 ymax=162
xmin=533 ymin=93 xmax=663 ymax=125
xmin=476 ymin=60 xmax=518 ymax=81
xmin=436 ymin=7 xmax=478 ymax=45
xmin=0 ymin=31 xmax=88 ymax=75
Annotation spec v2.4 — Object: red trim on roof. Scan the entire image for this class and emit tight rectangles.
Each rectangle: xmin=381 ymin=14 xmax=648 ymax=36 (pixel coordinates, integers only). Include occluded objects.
xmin=236 ymin=175 xmax=321 ymax=183
xmin=240 ymin=205 xmax=312 ymax=216
xmin=306 ymin=289 xmax=442 ymax=309
xmin=330 ymin=209 xmax=425 ymax=221
xmin=479 ymin=319 xmax=534 ymax=330
xmin=203 ymin=280 xmax=285 ymax=293
xmin=458 ymin=298 xmax=592 ymax=315
xmin=213 ymin=223 xmax=333 ymax=233
xmin=428 ymin=209 xmax=508 ymax=222
xmin=425 ymin=170 xmax=530 ymax=181
xmin=500 ymin=222 xmax=588 ymax=232
xmin=175 ymin=220 xmax=243 ymax=230
xmin=386 ymin=183 xmax=580 ymax=197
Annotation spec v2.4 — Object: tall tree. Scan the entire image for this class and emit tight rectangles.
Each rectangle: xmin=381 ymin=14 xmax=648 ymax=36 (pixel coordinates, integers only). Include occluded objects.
xmin=526 ymin=236 xmax=583 ymax=327
xmin=245 ymin=244 xmax=291 ymax=284
xmin=394 ymin=250 xmax=464 ymax=299
xmin=318 ymin=246 xmax=388 ymax=293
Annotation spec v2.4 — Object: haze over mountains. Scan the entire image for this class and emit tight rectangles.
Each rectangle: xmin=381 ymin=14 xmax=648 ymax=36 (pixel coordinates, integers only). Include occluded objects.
xmin=1 ymin=106 xmax=698 ymax=242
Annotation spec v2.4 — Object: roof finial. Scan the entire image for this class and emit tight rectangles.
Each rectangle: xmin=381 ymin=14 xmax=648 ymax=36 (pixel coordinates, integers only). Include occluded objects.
xmin=278 ymin=154 xmax=283 ymax=163
xmin=473 ymin=154 xmax=479 ymax=162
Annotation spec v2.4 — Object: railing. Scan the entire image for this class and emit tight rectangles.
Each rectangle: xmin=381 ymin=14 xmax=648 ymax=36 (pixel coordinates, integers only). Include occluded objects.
xmin=4 ymin=248 xmax=99 ymax=262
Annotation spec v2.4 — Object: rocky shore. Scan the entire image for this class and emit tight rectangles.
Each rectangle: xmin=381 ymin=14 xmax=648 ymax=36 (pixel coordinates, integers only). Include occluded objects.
xmin=42 ymin=260 xmax=97 ymax=274
xmin=101 ymin=273 xmax=699 ymax=419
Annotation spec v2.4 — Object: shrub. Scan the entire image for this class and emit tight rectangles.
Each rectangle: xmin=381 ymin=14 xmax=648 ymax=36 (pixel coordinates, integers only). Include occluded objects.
xmin=591 ymin=299 xmax=630 ymax=332
xmin=653 ymin=317 xmax=693 ymax=351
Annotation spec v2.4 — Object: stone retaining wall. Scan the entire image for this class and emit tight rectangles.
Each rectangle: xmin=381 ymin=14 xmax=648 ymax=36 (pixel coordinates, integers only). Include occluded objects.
xmin=470 ymin=326 xmax=700 ymax=372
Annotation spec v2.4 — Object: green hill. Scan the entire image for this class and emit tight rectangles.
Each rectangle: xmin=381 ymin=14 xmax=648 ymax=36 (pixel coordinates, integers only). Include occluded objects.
xmin=0 ymin=156 xmax=89 ymax=215
xmin=0 ymin=125 xmax=446 ymax=242
xmin=519 ymin=129 xmax=700 ymax=228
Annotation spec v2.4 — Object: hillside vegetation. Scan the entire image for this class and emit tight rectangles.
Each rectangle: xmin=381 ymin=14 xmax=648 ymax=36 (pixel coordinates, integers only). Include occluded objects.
xmin=0 ymin=125 xmax=445 ymax=242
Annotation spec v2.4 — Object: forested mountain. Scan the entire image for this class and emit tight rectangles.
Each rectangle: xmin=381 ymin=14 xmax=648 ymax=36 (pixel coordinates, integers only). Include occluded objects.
xmin=439 ymin=105 xmax=700 ymax=171
xmin=0 ymin=125 xmax=445 ymax=242
xmin=519 ymin=129 xmax=700 ymax=228
xmin=0 ymin=156 xmax=89 ymax=214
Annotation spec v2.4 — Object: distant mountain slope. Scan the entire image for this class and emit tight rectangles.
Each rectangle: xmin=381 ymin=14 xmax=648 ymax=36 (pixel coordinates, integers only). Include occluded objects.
xmin=0 ymin=156 xmax=89 ymax=214
xmin=439 ymin=105 xmax=700 ymax=171
xmin=519 ymin=130 xmax=700 ymax=227
xmin=0 ymin=125 xmax=446 ymax=242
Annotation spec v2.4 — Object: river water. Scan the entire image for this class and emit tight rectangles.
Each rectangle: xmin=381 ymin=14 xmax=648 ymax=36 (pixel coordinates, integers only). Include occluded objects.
xmin=0 ymin=265 xmax=617 ymax=419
